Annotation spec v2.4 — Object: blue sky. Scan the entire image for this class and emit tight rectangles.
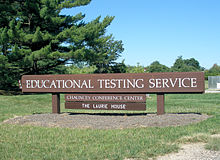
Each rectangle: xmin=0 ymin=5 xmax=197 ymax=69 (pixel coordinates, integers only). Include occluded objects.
xmin=61 ymin=0 xmax=220 ymax=69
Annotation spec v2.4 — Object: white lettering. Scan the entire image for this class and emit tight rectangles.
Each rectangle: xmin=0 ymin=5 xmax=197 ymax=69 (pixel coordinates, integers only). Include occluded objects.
xmin=124 ymin=96 xmax=143 ymax=101
xmin=38 ymin=80 xmax=49 ymax=88
xmin=178 ymin=78 xmax=182 ymax=87
xmin=182 ymin=78 xmax=190 ymax=88
xmin=127 ymin=79 xmax=136 ymax=88
xmin=136 ymin=79 xmax=144 ymax=88
xmin=31 ymin=80 xmax=37 ymax=88
xmin=81 ymin=80 xmax=88 ymax=88
xmin=72 ymin=80 xmax=80 ymax=88
xmin=148 ymin=77 xmax=198 ymax=89
xmin=50 ymin=80 xmax=57 ymax=88
xmin=170 ymin=78 xmax=178 ymax=87
xmin=111 ymin=104 xmax=126 ymax=110
xmin=56 ymin=80 xmax=62 ymax=88
xmin=155 ymin=79 xmax=162 ymax=88
xmin=191 ymin=78 xmax=197 ymax=87
xmin=105 ymin=79 xmax=111 ymax=88
xmin=162 ymin=78 xmax=169 ymax=88
xmin=26 ymin=80 xmax=31 ymax=88
xmin=98 ymin=79 xmax=144 ymax=89
xmin=92 ymin=104 xmax=108 ymax=109
xmin=82 ymin=103 xmax=90 ymax=108
xmin=97 ymin=79 xmax=104 ymax=88
xmin=149 ymin=79 xmax=155 ymax=88
xmin=64 ymin=80 xmax=72 ymax=88
xmin=88 ymin=80 xmax=94 ymax=88
xmin=117 ymin=79 xmax=123 ymax=88
xmin=110 ymin=79 xmax=117 ymax=88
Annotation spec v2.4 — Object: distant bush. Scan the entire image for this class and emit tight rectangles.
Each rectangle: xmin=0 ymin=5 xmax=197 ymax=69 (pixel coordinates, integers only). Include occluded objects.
xmin=204 ymin=64 xmax=220 ymax=80
xmin=171 ymin=56 xmax=204 ymax=72
xmin=147 ymin=61 xmax=170 ymax=73
xmin=126 ymin=63 xmax=146 ymax=73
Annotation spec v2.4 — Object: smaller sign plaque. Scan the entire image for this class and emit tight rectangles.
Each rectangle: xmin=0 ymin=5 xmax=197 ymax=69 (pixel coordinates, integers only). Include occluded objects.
xmin=65 ymin=102 xmax=146 ymax=111
xmin=65 ymin=94 xmax=146 ymax=102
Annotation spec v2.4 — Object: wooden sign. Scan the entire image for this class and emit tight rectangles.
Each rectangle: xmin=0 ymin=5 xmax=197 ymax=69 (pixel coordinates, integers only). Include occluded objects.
xmin=65 ymin=94 xmax=146 ymax=111
xmin=65 ymin=94 xmax=146 ymax=102
xmin=65 ymin=102 xmax=146 ymax=111
xmin=21 ymin=72 xmax=204 ymax=93
xmin=21 ymin=72 xmax=205 ymax=114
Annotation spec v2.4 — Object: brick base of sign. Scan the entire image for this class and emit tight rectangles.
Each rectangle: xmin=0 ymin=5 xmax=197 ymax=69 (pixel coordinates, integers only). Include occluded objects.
xmin=65 ymin=102 xmax=146 ymax=111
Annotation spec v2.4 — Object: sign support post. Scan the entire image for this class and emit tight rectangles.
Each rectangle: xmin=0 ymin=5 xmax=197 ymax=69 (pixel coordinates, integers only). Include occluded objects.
xmin=52 ymin=93 xmax=60 ymax=114
xmin=157 ymin=93 xmax=165 ymax=115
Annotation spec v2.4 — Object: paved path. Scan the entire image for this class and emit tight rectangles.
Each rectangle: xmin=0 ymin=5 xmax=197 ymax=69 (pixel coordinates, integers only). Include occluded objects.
xmin=157 ymin=143 xmax=220 ymax=160
xmin=205 ymin=90 xmax=220 ymax=93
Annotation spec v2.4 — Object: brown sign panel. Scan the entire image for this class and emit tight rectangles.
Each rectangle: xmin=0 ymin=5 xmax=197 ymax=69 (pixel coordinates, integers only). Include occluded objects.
xmin=65 ymin=94 xmax=146 ymax=102
xmin=21 ymin=72 xmax=204 ymax=93
xmin=65 ymin=102 xmax=146 ymax=111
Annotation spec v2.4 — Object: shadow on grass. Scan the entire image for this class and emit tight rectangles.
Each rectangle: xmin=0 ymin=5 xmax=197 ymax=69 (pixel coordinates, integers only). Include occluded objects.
xmin=63 ymin=112 xmax=202 ymax=116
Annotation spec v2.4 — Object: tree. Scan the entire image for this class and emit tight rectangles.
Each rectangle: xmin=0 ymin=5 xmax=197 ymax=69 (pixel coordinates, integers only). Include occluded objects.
xmin=0 ymin=0 xmax=123 ymax=90
xmin=208 ymin=64 xmax=220 ymax=74
xmin=204 ymin=63 xmax=220 ymax=79
xmin=147 ymin=61 xmax=170 ymax=73
xmin=171 ymin=56 xmax=203 ymax=72
xmin=66 ymin=64 xmax=97 ymax=74
xmin=126 ymin=63 xmax=146 ymax=73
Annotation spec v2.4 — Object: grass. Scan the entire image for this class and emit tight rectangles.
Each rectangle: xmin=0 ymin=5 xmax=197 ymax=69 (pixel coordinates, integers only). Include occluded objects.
xmin=0 ymin=93 xmax=220 ymax=159
xmin=205 ymin=80 xmax=208 ymax=89
xmin=205 ymin=137 xmax=220 ymax=151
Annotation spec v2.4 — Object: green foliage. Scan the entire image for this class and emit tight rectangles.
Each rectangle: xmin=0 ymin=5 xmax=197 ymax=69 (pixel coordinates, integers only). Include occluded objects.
xmin=0 ymin=55 xmax=20 ymax=90
xmin=0 ymin=55 xmax=10 ymax=90
xmin=126 ymin=63 xmax=146 ymax=73
xmin=94 ymin=60 xmax=127 ymax=73
xmin=66 ymin=60 xmax=127 ymax=74
xmin=109 ymin=61 xmax=127 ymax=73
xmin=208 ymin=64 xmax=220 ymax=74
xmin=171 ymin=56 xmax=203 ymax=72
xmin=66 ymin=64 xmax=97 ymax=74
xmin=204 ymin=64 xmax=220 ymax=79
xmin=0 ymin=0 xmax=123 ymax=90
xmin=126 ymin=57 xmax=205 ymax=74
xmin=148 ymin=61 xmax=170 ymax=73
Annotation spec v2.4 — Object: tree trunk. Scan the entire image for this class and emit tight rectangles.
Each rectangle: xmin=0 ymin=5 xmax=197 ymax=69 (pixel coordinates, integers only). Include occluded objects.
xmin=33 ymin=60 xmax=38 ymax=74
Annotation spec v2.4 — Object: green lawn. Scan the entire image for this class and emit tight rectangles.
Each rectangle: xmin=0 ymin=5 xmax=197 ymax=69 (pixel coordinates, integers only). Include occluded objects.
xmin=0 ymin=93 xmax=220 ymax=160
xmin=205 ymin=80 xmax=208 ymax=89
